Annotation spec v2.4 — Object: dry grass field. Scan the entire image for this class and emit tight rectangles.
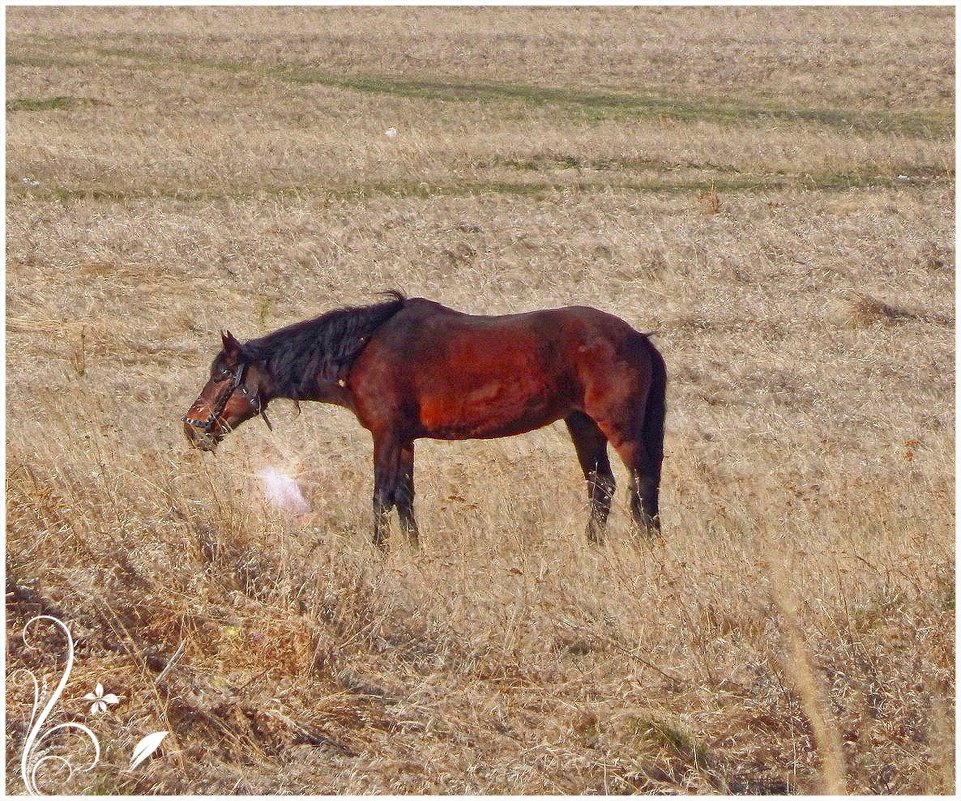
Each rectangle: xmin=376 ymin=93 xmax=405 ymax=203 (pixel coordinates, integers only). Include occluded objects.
xmin=4 ymin=6 xmax=955 ymax=795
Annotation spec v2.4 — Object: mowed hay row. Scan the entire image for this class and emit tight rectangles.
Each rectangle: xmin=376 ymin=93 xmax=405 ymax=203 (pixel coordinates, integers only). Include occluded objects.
xmin=5 ymin=6 xmax=955 ymax=796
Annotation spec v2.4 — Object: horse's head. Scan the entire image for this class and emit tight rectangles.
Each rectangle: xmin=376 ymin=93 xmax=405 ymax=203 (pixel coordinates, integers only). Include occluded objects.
xmin=183 ymin=331 xmax=272 ymax=452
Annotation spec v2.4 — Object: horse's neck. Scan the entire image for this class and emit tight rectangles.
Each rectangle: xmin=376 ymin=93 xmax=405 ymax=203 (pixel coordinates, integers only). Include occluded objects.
xmin=289 ymin=379 xmax=355 ymax=411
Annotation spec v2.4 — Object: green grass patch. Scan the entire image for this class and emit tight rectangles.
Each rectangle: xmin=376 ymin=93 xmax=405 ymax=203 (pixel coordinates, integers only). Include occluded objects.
xmin=7 ymin=95 xmax=75 ymax=112
xmin=6 ymin=53 xmax=84 ymax=70
xmin=625 ymin=713 xmax=717 ymax=770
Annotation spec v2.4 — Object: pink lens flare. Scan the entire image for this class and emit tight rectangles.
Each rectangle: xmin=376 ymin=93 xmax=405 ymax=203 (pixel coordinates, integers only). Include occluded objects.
xmin=257 ymin=467 xmax=310 ymax=514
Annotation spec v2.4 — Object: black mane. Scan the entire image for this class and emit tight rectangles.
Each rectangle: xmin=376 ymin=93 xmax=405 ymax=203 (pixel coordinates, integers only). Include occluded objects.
xmin=240 ymin=291 xmax=405 ymax=399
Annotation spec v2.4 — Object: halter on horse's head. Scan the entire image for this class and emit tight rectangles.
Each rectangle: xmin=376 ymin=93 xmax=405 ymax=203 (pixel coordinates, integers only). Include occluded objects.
xmin=183 ymin=330 xmax=272 ymax=451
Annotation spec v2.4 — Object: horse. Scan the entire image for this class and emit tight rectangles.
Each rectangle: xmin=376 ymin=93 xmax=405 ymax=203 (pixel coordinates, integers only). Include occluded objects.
xmin=183 ymin=291 xmax=667 ymax=548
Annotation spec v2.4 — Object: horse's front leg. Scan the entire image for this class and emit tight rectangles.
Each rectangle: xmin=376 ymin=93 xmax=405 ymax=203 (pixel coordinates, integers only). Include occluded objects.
xmin=372 ymin=432 xmax=402 ymax=549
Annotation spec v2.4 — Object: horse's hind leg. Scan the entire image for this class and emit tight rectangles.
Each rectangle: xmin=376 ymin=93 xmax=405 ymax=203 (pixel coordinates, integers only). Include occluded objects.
xmin=565 ymin=411 xmax=616 ymax=544
xmin=606 ymin=435 xmax=661 ymax=539
xmin=395 ymin=442 xmax=420 ymax=547
xmin=630 ymin=459 xmax=661 ymax=539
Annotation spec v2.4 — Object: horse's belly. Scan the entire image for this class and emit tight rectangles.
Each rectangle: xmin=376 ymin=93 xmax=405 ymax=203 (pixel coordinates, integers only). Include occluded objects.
xmin=418 ymin=378 xmax=567 ymax=439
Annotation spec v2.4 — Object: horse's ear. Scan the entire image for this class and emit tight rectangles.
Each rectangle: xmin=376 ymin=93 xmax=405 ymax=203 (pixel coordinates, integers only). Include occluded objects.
xmin=221 ymin=330 xmax=242 ymax=358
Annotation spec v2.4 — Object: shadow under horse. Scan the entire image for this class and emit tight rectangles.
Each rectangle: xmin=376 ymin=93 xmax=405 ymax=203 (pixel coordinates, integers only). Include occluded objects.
xmin=183 ymin=292 xmax=667 ymax=549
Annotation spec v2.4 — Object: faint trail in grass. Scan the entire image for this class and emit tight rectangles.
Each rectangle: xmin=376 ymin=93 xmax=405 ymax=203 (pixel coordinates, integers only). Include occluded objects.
xmin=8 ymin=171 xmax=950 ymax=205
xmin=273 ymin=67 xmax=952 ymax=138
xmin=486 ymin=153 xmax=951 ymax=183
xmin=6 ymin=41 xmax=953 ymax=139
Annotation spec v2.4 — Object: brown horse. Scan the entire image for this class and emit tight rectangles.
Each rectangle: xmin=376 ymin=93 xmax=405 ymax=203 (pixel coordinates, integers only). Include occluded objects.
xmin=183 ymin=292 xmax=667 ymax=548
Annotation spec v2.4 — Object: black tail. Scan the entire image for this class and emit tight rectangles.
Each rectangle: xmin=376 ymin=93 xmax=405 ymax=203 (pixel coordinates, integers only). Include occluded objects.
xmin=642 ymin=336 xmax=667 ymax=493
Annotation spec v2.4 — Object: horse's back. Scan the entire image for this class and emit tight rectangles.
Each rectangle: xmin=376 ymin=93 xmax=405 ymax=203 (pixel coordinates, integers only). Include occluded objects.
xmin=394 ymin=297 xmax=641 ymax=342
xmin=375 ymin=298 xmax=647 ymax=375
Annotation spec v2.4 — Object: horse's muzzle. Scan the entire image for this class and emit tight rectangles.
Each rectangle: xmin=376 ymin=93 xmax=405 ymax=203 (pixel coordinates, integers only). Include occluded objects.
xmin=183 ymin=421 xmax=219 ymax=452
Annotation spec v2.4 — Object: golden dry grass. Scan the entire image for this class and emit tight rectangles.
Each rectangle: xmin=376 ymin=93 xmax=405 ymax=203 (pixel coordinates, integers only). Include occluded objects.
xmin=5 ymin=6 xmax=955 ymax=795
